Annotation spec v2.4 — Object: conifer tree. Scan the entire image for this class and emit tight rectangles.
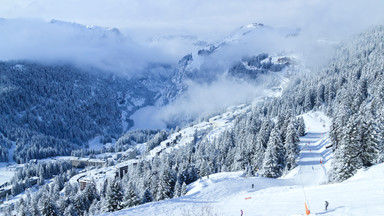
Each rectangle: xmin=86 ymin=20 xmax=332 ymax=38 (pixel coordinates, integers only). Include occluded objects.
xmin=173 ymin=180 xmax=182 ymax=198
xmin=330 ymin=117 xmax=363 ymax=181
xmin=284 ymin=122 xmax=300 ymax=172
xmin=89 ymin=199 xmax=102 ymax=216
xmin=296 ymin=117 xmax=306 ymax=136
xmin=105 ymin=179 xmax=124 ymax=212
xmin=156 ymin=168 xmax=172 ymax=201
xmin=181 ymin=181 xmax=187 ymax=196
xmin=262 ymin=128 xmax=283 ymax=178
xmin=141 ymin=188 xmax=153 ymax=204
xmin=73 ymin=193 xmax=86 ymax=216
xmin=359 ymin=111 xmax=380 ymax=166
xmin=63 ymin=204 xmax=77 ymax=216
xmin=83 ymin=181 xmax=99 ymax=210
xmin=124 ymin=182 xmax=140 ymax=207
xmin=40 ymin=195 xmax=58 ymax=216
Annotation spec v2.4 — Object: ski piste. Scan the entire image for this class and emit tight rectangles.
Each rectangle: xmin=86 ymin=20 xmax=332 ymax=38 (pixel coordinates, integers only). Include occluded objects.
xmin=100 ymin=111 xmax=384 ymax=216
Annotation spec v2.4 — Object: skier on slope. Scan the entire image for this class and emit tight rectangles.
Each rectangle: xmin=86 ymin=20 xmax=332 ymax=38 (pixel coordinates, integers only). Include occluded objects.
xmin=325 ymin=200 xmax=329 ymax=211
xmin=240 ymin=209 xmax=243 ymax=216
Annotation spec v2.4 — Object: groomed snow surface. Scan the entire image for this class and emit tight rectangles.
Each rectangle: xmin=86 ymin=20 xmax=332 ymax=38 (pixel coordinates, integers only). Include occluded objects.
xmin=100 ymin=111 xmax=384 ymax=216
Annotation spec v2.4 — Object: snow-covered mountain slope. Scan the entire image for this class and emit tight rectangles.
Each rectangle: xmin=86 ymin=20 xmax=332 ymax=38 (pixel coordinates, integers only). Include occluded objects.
xmin=126 ymin=22 xmax=300 ymax=130
xmin=49 ymin=19 xmax=122 ymax=37
xmin=147 ymin=104 xmax=251 ymax=157
xmin=166 ymin=22 xmax=299 ymax=102
xmin=62 ymin=104 xmax=251 ymax=190
xmin=0 ymin=61 xmax=165 ymax=162
xmin=100 ymin=111 xmax=384 ymax=216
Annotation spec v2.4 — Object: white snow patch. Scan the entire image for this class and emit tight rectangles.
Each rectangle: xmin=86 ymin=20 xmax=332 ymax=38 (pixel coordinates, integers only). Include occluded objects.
xmin=300 ymin=111 xmax=331 ymax=133
xmin=0 ymin=141 xmax=17 ymax=186
xmin=130 ymin=97 xmax=145 ymax=107
xmin=0 ymin=163 xmax=19 ymax=186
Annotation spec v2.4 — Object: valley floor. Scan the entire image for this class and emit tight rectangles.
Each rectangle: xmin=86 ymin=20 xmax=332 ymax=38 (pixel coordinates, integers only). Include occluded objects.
xmin=100 ymin=112 xmax=384 ymax=216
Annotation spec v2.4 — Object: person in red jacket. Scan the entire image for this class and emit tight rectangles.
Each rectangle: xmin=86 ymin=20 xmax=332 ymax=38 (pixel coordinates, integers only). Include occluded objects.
xmin=241 ymin=209 xmax=243 ymax=216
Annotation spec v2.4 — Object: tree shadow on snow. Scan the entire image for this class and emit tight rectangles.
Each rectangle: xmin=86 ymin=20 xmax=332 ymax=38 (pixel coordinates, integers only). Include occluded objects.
xmin=316 ymin=206 xmax=345 ymax=215
xmin=301 ymin=132 xmax=324 ymax=139
xmin=172 ymin=195 xmax=217 ymax=204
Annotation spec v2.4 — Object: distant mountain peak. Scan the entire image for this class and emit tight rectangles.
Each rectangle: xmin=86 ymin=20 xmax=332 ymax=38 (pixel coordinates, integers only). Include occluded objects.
xmin=49 ymin=19 xmax=121 ymax=35
xmin=197 ymin=22 xmax=267 ymax=57
xmin=240 ymin=22 xmax=264 ymax=29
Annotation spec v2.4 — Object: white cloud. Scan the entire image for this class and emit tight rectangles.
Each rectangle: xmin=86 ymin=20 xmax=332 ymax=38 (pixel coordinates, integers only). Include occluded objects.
xmin=157 ymin=75 xmax=267 ymax=123
xmin=0 ymin=0 xmax=382 ymax=70
xmin=0 ymin=18 xmax=175 ymax=75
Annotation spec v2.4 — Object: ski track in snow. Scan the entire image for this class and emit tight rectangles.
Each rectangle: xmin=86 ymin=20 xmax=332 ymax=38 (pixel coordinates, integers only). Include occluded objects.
xmin=100 ymin=111 xmax=384 ymax=216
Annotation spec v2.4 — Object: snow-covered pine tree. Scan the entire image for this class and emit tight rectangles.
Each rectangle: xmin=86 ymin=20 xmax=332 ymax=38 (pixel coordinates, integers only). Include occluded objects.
xmin=17 ymin=198 xmax=28 ymax=216
xmin=280 ymin=113 xmax=293 ymax=143
xmin=39 ymin=195 xmax=58 ymax=216
xmin=284 ymin=121 xmax=300 ymax=172
xmin=141 ymin=188 xmax=153 ymax=204
xmin=181 ymin=181 xmax=187 ymax=196
xmin=304 ymin=88 xmax=315 ymax=111
xmin=262 ymin=128 xmax=283 ymax=178
xmin=57 ymin=198 xmax=70 ymax=216
xmin=173 ymin=179 xmax=182 ymax=198
xmin=124 ymin=182 xmax=140 ymax=208
xmin=251 ymin=138 xmax=265 ymax=171
xmin=63 ymin=204 xmax=77 ymax=216
xmin=89 ymin=199 xmax=102 ymax=215
xmin=296 ymin=116 xmax=306 ymax=136
xmin=359 ymin=110 xmax=380 ymax=167
xmin=329 ymin=116 xmax=363 ymax=181
xmin=30 ymin=193 xmax=40 ymax=216
xmin=186 ymin=166 xmax=199 ymax=184
xmin=199 ymin=160 xmax=210 ymax=178
xmin=83 ymin=180 xmax=99 ymax=209
xmin=378 ymin=109 xmax=384 ymax=162
xmin=105 ymin=179 xmax=124 ymax=212
xmin=315 ymin=83 xmax=325 ymax=107
xmin=155 ymin=167 xmax=172 ymax=201
xmin=73 ymin=193 xmax=86 ymax=216
xmin=262 ymin=142 xmax=279 ymax=178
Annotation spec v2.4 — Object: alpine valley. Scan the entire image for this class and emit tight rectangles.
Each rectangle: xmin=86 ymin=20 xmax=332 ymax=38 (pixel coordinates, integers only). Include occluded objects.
xmin=1 ymin=14 xmax=384 ymax=216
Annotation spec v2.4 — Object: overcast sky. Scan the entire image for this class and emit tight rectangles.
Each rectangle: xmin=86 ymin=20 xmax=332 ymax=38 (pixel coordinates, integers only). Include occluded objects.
xmin=1 ymin=0 xmax=384 ymax=39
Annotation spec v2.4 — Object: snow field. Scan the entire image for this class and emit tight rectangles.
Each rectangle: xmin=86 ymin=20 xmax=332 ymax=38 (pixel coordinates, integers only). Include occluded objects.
xmin=0 ymin=141 xmax=17 ymax=186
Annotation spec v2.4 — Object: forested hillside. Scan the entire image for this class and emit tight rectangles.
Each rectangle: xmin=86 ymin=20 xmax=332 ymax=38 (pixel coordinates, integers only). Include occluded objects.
xmin=0 ymin=62 xmax=158 ymax=163
xmin=264 ymin=26 xmax=384 ymax=181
